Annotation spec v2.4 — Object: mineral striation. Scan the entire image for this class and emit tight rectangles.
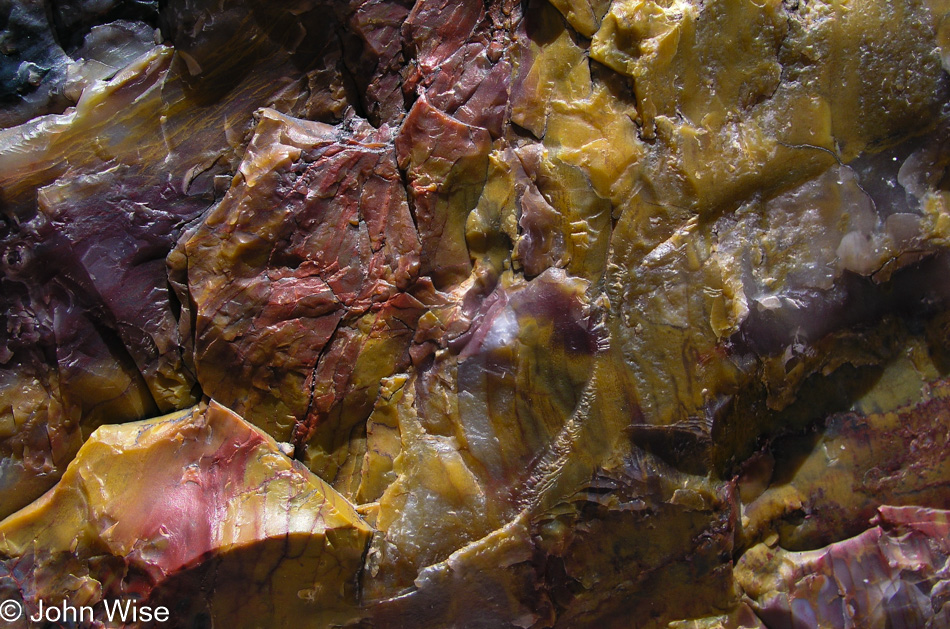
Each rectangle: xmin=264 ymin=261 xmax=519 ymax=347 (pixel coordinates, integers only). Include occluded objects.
xmin=2 ymin=0 xmax=950 ymax=627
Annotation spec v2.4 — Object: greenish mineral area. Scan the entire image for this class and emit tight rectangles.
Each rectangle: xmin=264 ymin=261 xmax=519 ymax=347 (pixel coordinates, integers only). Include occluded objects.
xmin=3 ymin=0 xmax=950 ymax=627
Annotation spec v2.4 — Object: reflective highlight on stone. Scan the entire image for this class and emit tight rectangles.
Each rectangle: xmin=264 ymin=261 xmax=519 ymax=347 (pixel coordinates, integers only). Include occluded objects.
xmin=2 ymin=0 xmax=950 ymax=627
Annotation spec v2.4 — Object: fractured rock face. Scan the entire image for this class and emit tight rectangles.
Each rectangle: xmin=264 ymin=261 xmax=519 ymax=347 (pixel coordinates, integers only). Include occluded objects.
xmin=170 ymin=108 xmax=423 ymax=469
xmin=3 ymin=0 xmax=950 ymax=627
xmin=0 ymin=401 xmax=372 ymax=628
xmin=737 ymin=505 xmax=950 ymax=628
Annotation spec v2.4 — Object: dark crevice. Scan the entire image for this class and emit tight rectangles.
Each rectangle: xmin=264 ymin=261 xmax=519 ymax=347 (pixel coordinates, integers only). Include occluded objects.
xmin=334 ymin=27 xmax=371 ymax=123
xmin=292 ymin=320 xmax=345 ymax=462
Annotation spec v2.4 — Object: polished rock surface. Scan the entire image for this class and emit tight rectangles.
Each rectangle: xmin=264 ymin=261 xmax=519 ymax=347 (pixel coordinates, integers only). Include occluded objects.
xmin=2 ymin=0 xmax=950 ymax=627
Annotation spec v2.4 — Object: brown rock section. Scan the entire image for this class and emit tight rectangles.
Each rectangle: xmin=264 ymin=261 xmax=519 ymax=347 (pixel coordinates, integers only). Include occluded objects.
xmin=397 ymin=94 xmax=491 ymax=288
xmin=741 ymin=377 xmax=950 ymax=552
xmin=170 ymin=107 xmax=424 ymax=492
xmin=3 ymin=0 xmax=950 ymax=627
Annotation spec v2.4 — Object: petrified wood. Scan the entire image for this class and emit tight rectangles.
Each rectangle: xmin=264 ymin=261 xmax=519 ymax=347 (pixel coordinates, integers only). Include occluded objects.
xmin=2 ymin=0 xmax=950 ymax=627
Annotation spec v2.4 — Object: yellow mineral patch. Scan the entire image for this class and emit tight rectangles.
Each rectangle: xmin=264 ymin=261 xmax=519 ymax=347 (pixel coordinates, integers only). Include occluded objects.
xmin=0 ymin=402 xmax=370 ymax=628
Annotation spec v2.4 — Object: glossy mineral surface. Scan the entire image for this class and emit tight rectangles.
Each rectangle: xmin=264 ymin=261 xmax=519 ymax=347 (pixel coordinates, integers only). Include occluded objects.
xmin=3 ymin=0 xmax=950 ymax=627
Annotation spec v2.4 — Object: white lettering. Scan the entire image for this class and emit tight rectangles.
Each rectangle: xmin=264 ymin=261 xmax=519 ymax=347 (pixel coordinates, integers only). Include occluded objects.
xmin=29 ymin=599 xmax=94 ymax=623
xmin=104 ymin=598 xmax=134 ymax=622
xmin=103 ymin=599 xmax=171 ymax=623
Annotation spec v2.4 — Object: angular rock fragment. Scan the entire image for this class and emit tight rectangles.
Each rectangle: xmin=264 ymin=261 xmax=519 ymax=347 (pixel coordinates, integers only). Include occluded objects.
xmin=741 ymin=377 xmax=950 ymax=552
xmin=170 ymin=107 xmax=424 ymax=491
xmin=363 ymin=269 xmax=602 ymax=599
xmin=0 ymin=0 xmax=160 ymax=128
xmin=1 ymin=48 xmax=199 ymax=517
xmin=0 ymin=401 xmax=371 ymax=628
xmin=397 ymin=94 xmax=491 ymax=288
xmin=738 ymin=506 xmax=950 ymax=628
xmin=0 ymin=0 xmax=355 ymax=515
